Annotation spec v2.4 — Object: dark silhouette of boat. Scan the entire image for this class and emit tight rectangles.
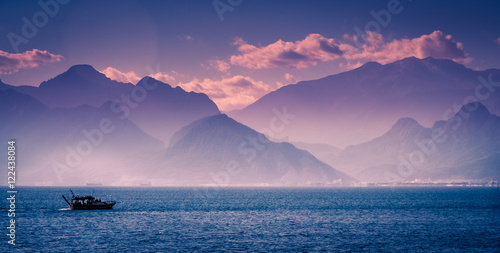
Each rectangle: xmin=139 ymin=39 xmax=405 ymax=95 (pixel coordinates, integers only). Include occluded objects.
xmin=62 ymin=190 xmax=116 ymax=210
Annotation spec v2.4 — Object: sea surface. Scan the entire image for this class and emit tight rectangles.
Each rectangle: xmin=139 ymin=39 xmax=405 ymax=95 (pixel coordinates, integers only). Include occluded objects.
xmin=1 ymin=187 xmax=499 ymax=252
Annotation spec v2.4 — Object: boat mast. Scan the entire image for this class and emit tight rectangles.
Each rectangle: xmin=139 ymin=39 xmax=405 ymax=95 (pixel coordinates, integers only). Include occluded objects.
xmin=62 ymin=195 xmax=71 ymax=207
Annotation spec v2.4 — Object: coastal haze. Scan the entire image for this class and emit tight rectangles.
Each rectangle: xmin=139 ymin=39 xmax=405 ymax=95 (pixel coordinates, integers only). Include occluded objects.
xmin=0 ymin=57 xmax=498 ymax=186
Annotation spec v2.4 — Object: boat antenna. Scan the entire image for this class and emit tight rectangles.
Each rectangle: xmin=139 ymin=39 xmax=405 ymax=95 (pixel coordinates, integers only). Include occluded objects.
xmin=62 ymin=195 xmax=71 ymax=207
xmin=70 ymin=189 xmax=75 ymax=196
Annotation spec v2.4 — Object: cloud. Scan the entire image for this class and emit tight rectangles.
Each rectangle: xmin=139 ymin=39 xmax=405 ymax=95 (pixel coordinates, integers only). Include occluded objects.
xmin=229 ymin=31 xmax=471 ymax=69
xmin=101 ymin=67 xmax=141 ymax=84
xmin=230 ymin=34 xmax=344 ymax=69
xmin=284 ymin=73 xmax=297 ymax=83
xmin=275 ymin=74 xmax=299 ymax=89
xmin=276 ymin=82 xmax=285 ymax=88
xmin=185 ymin=35 xmax=193 ymax=41
xmin=208 ymin=60 xmax=231 ymax=72
xmin=0 ymin=49 xmax=63 ymax=75
xmin=101 ymin=67 xmax=176 ymax=84
xmin=149 ymin=72 xmax=175 ymax=83
xmin=178 ymin=75 xmax=271 ymax=111
xmin=496 ymin=38 xmax=500 ymax=45
xmin=338 ymin=61 xmax=363 ymax=71
xmin=345 ymin=30 xmax=471 ymax=64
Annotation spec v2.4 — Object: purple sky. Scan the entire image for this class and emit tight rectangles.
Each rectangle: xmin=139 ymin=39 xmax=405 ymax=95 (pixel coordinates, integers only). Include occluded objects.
xmin=1 ymin=0 xmax=499 ymax=110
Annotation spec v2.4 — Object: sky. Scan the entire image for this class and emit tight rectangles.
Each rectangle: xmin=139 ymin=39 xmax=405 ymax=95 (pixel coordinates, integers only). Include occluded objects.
xmin=0 ymin=0 xmax=499 ymax=111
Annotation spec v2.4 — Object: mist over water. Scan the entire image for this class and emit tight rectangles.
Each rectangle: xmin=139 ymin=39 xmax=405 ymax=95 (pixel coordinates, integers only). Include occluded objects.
xmin=2 ymin=187 xmax=499 ymax=252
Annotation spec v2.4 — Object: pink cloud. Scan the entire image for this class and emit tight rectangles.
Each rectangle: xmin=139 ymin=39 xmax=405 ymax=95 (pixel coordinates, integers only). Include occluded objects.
xmin=230 ymin=34 xmax=344 ymax=69
xmin=338 ymin=61 xmax=363 ymax=71
xmin=208 ymin=60 xmax=231 ymax=72
xmin=346 ymin=30 xmax=471 ymax=64
xmin=284 ymin=73 xmax=297 ymax=83
xmin=276 ymin=81 xmax=285 ymax=88
xmin=101 ymin=67 xmax=141 ymax=84
xmin=276 ymin=73 xmax=298 ymax=89
xmin=149 ymin=72 xmax=175 ymax=84
xmin=0 ymin=49 xmax=63 ymax=75
xmin=178 ymin=75 xmax=271 ymax=111
xmin=496 ymin=38 xmax=500 ymax=45
xmin=229 ymin=31 xmax=471 ymax=69
xmin=101 ymin=67 xmax=176 ymax=84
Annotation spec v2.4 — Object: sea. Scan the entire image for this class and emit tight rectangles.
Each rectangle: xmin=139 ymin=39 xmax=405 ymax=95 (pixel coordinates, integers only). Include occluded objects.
xmin=1 ymin=187 xmax=499 ymax=252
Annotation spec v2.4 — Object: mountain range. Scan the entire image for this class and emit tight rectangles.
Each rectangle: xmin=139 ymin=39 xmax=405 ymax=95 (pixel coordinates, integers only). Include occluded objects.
xmin=322 ymin=102 xmax=500 ymax=182
xmin=1 ymin=65 xmax=220 ymax=145
xmin=1 ymin=57 xmax=498 ymax=185
xmin=0 ymin=88 xmax=164 ymax=185
xmin=0 ymin=67 xmax=350 ymax=186
xmin=230 ymin=57 xmax=500 ymax=148
xmin=147 ymin=114 xmax=353 ymax=186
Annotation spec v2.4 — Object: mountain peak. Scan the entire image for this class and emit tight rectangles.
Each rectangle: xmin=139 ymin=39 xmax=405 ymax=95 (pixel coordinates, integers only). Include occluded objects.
xmin=401 ymin=56 xmax=419 ymax=61
xmin=394 ymin=56 xmax=420 ymax=63
xmin=358 ymin=61 xmax=382 ymax=70
xmin=39 ymin=64 xmax=128 ymax=90
xmin=165 ymin=113 xmax=353 ymax=185
xmin=67 ymin=64 xmax=98 ymax=73
xmin=422 ymin=57 xmax=468 ymax=71
xmin=199 ymin=113 xmax=232 ymax=124
xmin=40 ymin=64 xmax=106 ymax=87
xmin=137 ymin=76 xmax=172 ymax=88
xmin=421 ymin=56 xmax=457 ymax=64
xmin=389 ymin=56 xmax=459 ymax=67
xmin=63 ymin=64 xmax=106 ymax=79
xmin=390 ymin=56 xmax=469 ymax=72
xmin=389 ymin=56 xmax=426 ymax=68
xmin=385 ymin=117 xmax=426 ymax=138
xmin=138 ymin=76 xmax=156 ymax=83
xmin=392 ymin=117 xmax=422 ymax=129
xmin=458 ymin=102 xmax=490 ymax=115
xmin=168 ymin=113 xmax=241 ymax=148
xmin=452 ymin=102 xmax=491 ymax=128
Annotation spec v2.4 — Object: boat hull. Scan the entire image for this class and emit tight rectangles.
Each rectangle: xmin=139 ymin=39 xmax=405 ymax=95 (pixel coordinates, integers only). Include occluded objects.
xmin=70 ymin=203 xmax=116 ymax=210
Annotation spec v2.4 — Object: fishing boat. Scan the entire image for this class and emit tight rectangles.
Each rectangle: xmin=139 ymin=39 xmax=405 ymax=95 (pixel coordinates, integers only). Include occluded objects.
xmin=62 ymin=190 xmax=116 ymax=210
xmin=86 ymin=182 xmax=102 ymax=186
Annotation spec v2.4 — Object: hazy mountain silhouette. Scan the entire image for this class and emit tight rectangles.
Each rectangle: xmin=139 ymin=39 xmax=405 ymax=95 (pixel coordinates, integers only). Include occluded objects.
xmin=0 ymin=89 xmax=164 ymax=185
xmin=327 ymin=102 xmax=500 ymax=182
xmin=125 ymin=77 xmax=220 ymax=145
xmin=0 ymin=87 xmax=352 ymax=186
xmin=148 ymin=114 xmax=354 ymax=186
xmin=0 ymin=88 xmax=48 ymax=134
xmin=2 ymin=65 xmax=220 ymax=145
xmin=2 ymin=58 xmax=499 ymax=185
xmin=230 ymin=57 xmax=500 ymax=148
xmin=11 ymin=64 xmax=134 ymax=108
